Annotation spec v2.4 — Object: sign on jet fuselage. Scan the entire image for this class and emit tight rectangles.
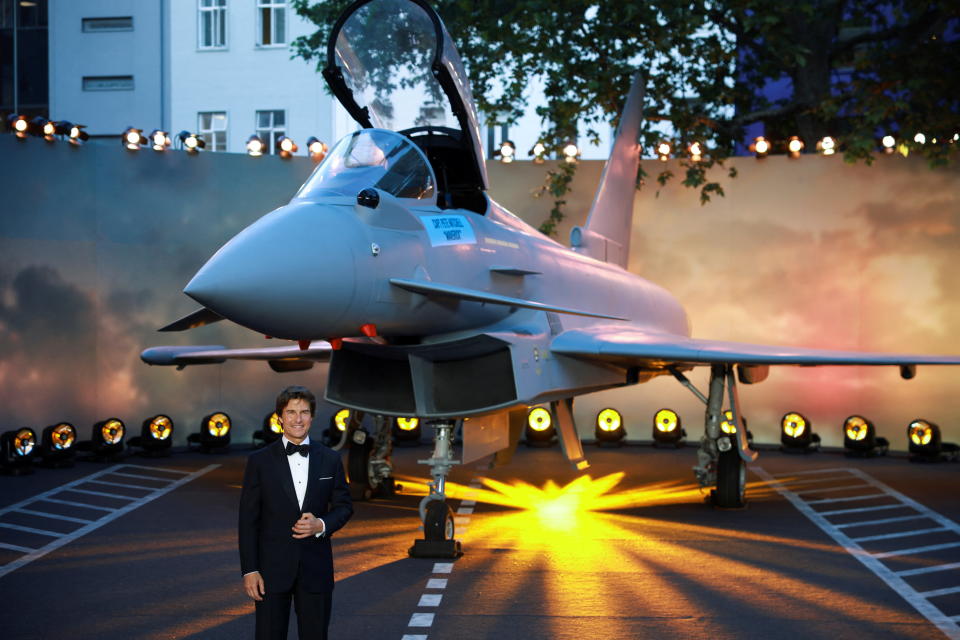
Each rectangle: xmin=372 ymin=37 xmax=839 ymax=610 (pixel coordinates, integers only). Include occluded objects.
xmin=419 ymin=214 xmax=477 ymax=247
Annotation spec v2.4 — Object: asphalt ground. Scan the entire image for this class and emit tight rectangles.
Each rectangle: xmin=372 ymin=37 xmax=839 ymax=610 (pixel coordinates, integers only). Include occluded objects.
xmin=0 ymin=442 xmax=958 ymax=639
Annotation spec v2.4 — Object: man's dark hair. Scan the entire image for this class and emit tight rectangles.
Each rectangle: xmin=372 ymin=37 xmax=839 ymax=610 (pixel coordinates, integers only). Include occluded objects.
xmin=275 ymin=385 xmax=316 ymax=416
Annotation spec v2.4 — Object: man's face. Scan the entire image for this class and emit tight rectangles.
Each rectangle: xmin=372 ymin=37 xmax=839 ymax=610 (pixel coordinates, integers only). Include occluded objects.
xmin=280 ymin=398 xmax=313 ymax=444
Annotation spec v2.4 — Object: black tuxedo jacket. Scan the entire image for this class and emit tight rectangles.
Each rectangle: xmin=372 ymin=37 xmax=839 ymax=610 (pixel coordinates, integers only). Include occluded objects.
xmin=239 ymin=439 xmax=352 ymax=593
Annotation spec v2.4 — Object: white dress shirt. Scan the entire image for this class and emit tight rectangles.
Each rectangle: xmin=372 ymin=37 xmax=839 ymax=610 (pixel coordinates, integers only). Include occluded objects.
xmin=282 ymin=435 xmax=310 ymax=509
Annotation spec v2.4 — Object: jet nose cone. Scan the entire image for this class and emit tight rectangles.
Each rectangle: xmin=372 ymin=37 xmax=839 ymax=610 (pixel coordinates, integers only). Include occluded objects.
xmin=185 ymin=203 xmax=359 ymax=339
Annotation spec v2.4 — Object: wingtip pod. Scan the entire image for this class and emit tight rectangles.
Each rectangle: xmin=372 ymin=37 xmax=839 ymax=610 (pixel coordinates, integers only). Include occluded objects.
xmin=140 ymin=346 xmax=227 ymax=366
xmin=573 ymin=72 xmax=645 ymax=269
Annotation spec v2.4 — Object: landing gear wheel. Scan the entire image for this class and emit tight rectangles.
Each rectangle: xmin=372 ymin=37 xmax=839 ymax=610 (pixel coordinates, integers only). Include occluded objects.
xmin=347 ymin=435 xmax=374 ymax=501
xmin=714 ymin=449 xmax=746 ymax=508
xmin=424 ymin=500 xmax=454 ymax=541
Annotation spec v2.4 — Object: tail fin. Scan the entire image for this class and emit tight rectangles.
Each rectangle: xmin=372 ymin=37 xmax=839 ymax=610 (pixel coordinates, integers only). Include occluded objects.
xmin=570 ymin=73 xmax=644 ymax=268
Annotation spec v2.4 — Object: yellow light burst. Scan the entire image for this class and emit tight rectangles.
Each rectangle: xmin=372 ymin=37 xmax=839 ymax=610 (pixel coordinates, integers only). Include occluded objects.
xmin=396 ymin=417 xmax=419 ymax=431
xmin=334 ymin=409 xmax=350 ymax=431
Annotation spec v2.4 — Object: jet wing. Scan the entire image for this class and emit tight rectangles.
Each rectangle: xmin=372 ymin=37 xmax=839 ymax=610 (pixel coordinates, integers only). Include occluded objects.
xmin=158 ymin=307 xmax=224 ymax=332
xmin=550 ymin=325 xmax=960 ymax=369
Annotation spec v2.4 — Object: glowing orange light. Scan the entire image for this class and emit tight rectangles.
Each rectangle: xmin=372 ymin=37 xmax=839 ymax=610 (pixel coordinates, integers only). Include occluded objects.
xmin=101 ymin=419 xmax=125 ymax=444
xmin=396 ymin=417 xmax=419 ymax=431
xmin=909 ymin=420 xmax=933 ymax=446
xmin=782 ymin=412 xmax=806 ymax=438
xmin=206 ymin=413 xmax=230 ymax=437
xmin=269 ymin=412 xmax=283 ymax=434
xmin=845 ymin=416 xmax=868 ymax=441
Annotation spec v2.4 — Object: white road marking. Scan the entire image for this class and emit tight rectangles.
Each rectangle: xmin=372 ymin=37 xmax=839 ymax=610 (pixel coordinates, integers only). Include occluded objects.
xmin=0 ymin=542 xmax=33 ymax=553
xmin=898 ymin=562 xmax=960 ymax=577
xmin=922 ymin=586 xmax=960 ymax=598
xmin=401 ymin=635 xmax=428 ymax=640
xmin=418 ymin=594 xmax=442 ymax=607
xmin=755 ymin=466 xmax=960 ymax=640
xmin=14 ymin=508 xmax=94 ymax=524
xmin=456 ymin=507 xmax=474 ymax=515
xmin=793 ymin=483 xmax=871 ymax=495
xmin=819 ymin=503 xmax=908 ymax=516
xmin=0 ymin=522 xmax=62 ymax=537
xmin=426 ymin=578 xmax=447 ymax=589
xmin=460 ymin=500 xmax=476 ymax=507
xmin=805 ymin=493 xmax=888 ymax=505
xmin=65 ymin=487 xmax=137 ymax=500
xmin=851 ymin=527 xmax=948 ymax=543
xmin=85 ymin=478 xmax=158 ymax=491
xmin=835 ymin=515 xmax=929 ymax=529
xmin=0 ymin=463 xmax=218 ymax=579
xmin=432 ymin=562 xmax=454 ymax=574
xmin=408 ymin=613 xmax=434 ymax=627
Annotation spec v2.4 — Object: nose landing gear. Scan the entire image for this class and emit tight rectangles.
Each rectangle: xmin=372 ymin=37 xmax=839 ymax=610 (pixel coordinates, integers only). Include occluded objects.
xmin=409 ymin=420 xmax=462 ymax=558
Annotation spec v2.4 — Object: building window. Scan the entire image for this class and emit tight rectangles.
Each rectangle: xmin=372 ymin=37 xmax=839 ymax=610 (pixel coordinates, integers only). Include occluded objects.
xmin=198 ymin=111 xmax=227 ymax=151
xmin=256 ymin=110 xmax=285 ymax=154
xmin=257 ymin=0 xmax=285 ymax=46
xmin=198 ymin=0 xmax=227 ymax=49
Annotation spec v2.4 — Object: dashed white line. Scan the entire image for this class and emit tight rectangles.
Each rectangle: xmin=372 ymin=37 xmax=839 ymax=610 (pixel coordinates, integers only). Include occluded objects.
xmin=418 ymin=594 xmax=442 ymax=607
xmin=408 ymin=613 xmax=434 ymax=626
xmin=432 ymin=562 xmax=454 ymax=574
xmin=425 ymin=578 xmax=447 ymax=589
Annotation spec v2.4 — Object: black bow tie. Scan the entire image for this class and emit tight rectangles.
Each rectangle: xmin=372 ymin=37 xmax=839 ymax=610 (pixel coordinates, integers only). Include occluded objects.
xmin=285 ymin=442 xmax=309 ymax=457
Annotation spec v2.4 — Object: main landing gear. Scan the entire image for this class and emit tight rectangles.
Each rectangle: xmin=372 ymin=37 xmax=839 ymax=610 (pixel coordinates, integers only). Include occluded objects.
xmin=672 ymin=363 xmax=757 ymax=508
xmin=345 ymin=413 xmax=396 ymax=501
xmin=409 ymin=420 xmax=462 ymax=558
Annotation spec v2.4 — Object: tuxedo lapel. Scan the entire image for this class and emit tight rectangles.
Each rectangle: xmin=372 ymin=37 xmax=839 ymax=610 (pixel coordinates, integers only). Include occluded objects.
xmin=270 ymin=439 xmax=300 ymax=511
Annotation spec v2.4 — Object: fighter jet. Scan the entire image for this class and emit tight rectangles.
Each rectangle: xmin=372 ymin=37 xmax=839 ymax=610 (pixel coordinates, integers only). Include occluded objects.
xmin=143 ymin=0 xmax=960 ymax=556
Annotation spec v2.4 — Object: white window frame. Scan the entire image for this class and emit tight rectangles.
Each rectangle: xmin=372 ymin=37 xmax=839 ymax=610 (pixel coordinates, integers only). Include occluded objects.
xmin=198 ymin=111 xmax=228 ymax=152
xmin=256 ymin=0 xmax=286 ymax=47
xmin=198 ymin=0 xmax=227 ymax=50
xmin=256 ymin=110 xmax=285 ymax=155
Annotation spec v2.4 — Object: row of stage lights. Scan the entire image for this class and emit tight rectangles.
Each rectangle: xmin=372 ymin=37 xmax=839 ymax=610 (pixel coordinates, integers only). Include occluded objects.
xmin=521 ymin=406 xmax=959 ymax=462
xmin=5 ymin=115 xmax=330 ymax=162
xmin=496 ymin=132 xmax=959 ymax=164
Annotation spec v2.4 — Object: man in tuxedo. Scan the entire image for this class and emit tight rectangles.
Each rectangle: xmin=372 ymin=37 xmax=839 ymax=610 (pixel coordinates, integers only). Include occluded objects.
xmin=240 ymin=385 xmax=353 ymax=640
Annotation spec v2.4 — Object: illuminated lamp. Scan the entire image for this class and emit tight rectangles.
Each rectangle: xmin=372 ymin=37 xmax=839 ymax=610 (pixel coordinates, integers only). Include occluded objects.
xmin=149 ymin=129 xmax=171 ymax=151
xmin=721 ymin=409 xmax=753 ymax=446
xmin=881 ymin=135 xmax=896 ymax=154
xmin=39 ymin=119 xmax=56 ymax=141
xmin=65 ymin=123 xmax=89 ymax=145
xmin=7 ymin=114 xmax=29 ymax=138
xmin=687 ymin=141 xmax=703 ymax=162
xmin=306 ymin=136 xmax=328 ymax=161
xmin=751 ymin=136 xmax=770 ymax=158
xmin=780 ymin=411 xmax=820 ymax=453
xmin=530 ymin=141 xmax=546 ymax=164
xmin=77 ymin=418 xmax=126 ymax=460
xmin=562 ymin=142 xmax=580 ymax=163
xmin=276 ymin=135 xmax=298 ymax=158
xmin=128 ymin=415 xmax=174 ymax=456
xmin=787 ymin=136 xmax=804 ymax=158
xmin=246 ymin=134 xmax=265 ymax=157
xmin=497 ymin=140 xmax=515 ymax=163
xmin=656 ymin=141 xmax=671 ymax=162
xmin=913 ymin=132 xmax=926 ymax=145
xmin=907 ymin=419 xmax=959 ymax=462
xmin=595 ymin=408 xmax=626 ymax=446
xmin=122 ymin=127 xmax=147 ymax=150
xmin=842 ymin=415 xmax=888 ymax=457
xmin=323 ymin=408 xmax=350 ymax=446
xmin=177 ymin=130 xmax=205 ymax=153
xmin=524 ymin=406 xmax=555 ymax=447
xmin=393 ymin=417 xmax=422 ymax=445
xmin=253 ymin=411 xmax=284 ymax=447
xmin=817 ymin=136 xmax=836 ymax=155
xmin=187 ymin=412 xmax=231 ymax=452
xmin=1 ymin=428 xmax=37 ymax=475
xmin=652 ymin=408 xmax=685 ymax=447
xmin=39 ymin=422 xmax=77 ymax=467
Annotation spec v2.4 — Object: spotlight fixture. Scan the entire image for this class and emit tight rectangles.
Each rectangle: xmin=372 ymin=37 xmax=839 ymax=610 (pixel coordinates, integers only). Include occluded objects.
xmin=842 ymin=415 xmax=888 ymax=457
xmin=276 ymin=135 xmax=298 ymax=158
xmin=687 ymin=141 xmax=703 ymax=162
xmin=881 ymin=135 xmax=896 ymax=153
xmin=497 ymin=140 xmax=515 ymax=163
xmin=39 ymin=119 xmax=56 ymax=141
xmin=787 ymin=136 xmax=804 ymax=158
xmin=652 ymin=408 xmax=685 ymax=447
xmin=77 ymin=418 xmax=126 ymax=460
xmin=177 ymin=130 xmax=205 ymax=153
xmin=751 ymin=136 xmax=770 ymax=158
xmin=720 ymin=410 xmax=753 ymax=446
xmin=595 ymin=408 xmax=625 ymax=446
xmin=306 ymin=136 xmax=328 ymax=161
xmin=913 ymin=132 xmax=926 ymax=145
xmin=128 ymin=414 xmax=174 ymax=456
xmin=324 ymin=408 xmax=350 ymax=446
xmin=817 ymin=136 xmax=836 ymax=156
xmin=780 ymin=411 xmax=820 ymax=453
xmin=393 ymin=416 xmax=422 ymax=445
xmin=524 ymin=406 xmax=556 ymax=447
xmin=246 ymin=134 xmax=265 ymax=157
xmin=562 ymin=142 xmax=580 ymax=164
xmin=7 ymin=114 xmax=29 ymax=138
xmin=149 ymin=129 xmax=171 ymax=151
xmin=529 ymin=141 xmax=546 ymax=164
xmin=907 ymin=419 xmax=959 ymax=462
xmin=188 ymin=412 xmax=231 ymax=451
xmin=67 ymin=123 xmax=89 ymax=145
xmin=656 ymin=141 xmax=671 ymax=162
xmin=39 ymin=422 xmax=77 ymax=467
xmin=1 ymin=428 xmax=37 ymax=475
xmin=253 ymin=411 xmax=284 ymax=447
xmin=122 ymin=127 xmax=147 ymax=151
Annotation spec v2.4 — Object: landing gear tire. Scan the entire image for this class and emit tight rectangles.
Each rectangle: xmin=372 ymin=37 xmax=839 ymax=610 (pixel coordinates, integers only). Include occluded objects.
xmin=424 ymin=500 xmax=454 ymax=541
xmin=348 ymin=435 xmax=374 ymax=501
xmin=714 ymin=449 xmax=746 ymax=508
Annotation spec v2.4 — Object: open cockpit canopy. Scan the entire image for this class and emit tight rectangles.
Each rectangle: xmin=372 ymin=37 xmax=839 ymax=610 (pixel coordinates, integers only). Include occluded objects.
xmin=323 ymin=0 xmax=488 ymax=211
